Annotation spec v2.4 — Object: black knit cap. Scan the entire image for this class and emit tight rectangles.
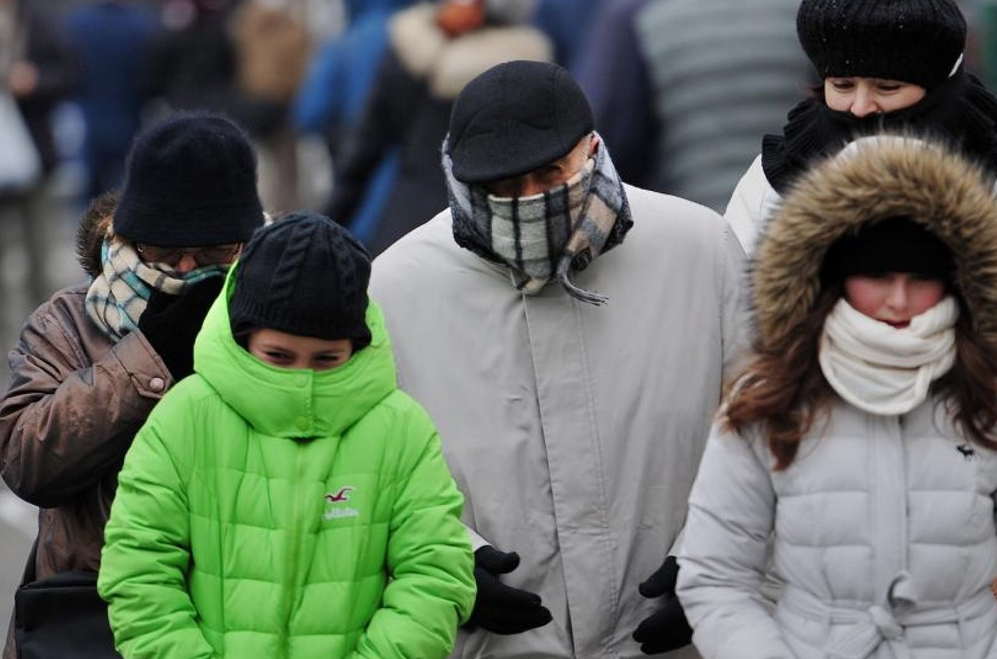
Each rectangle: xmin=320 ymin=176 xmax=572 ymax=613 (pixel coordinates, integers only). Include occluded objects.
xmin=821 ymin=217 xmax=954 ymax=284
xmin=229 ymin=211 xmax=372 ymax=347
xmin=446 ymin=60 xmax=594 ymax=184
xmin=114 ymin=111 xmax=264 ymax=246
xmin=797 ymin=0 xmax=966 ymax=89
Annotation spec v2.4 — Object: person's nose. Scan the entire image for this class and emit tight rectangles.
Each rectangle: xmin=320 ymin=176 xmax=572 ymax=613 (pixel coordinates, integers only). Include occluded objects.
xmin=174 ymin=253 xmax=199 ymax=274
xmin=849 ymin=87 xmax=880 ymax=118
xmin=885 ymin=278 xmax=909 ymax=311
xmin=518 ymin=175 xmax=547 ymax=198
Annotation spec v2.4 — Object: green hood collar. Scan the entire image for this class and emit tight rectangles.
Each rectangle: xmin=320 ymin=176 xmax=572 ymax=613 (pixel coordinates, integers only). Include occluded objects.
xmin=192 ymin=266 xmax=397 ymax=439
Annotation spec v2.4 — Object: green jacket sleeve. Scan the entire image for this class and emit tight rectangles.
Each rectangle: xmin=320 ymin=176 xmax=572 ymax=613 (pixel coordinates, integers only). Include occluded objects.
xmin=350 ymin=409 xmax=476 ymax=659
xmin=97 ymin=397 xmax=216 ymax=659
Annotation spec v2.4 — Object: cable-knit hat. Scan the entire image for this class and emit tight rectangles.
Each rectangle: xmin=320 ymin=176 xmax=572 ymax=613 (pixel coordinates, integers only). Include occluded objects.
xmin=796 ymin=0 xmax=966 ymax=89
xmin=114 ymin=111 xmax=264 ymax=246
xmin=229 ymin=211 xmax=372 ymax=347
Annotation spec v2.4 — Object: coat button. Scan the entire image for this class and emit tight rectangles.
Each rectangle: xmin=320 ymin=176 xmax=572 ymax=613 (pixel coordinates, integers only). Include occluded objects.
xmin=149 ymin=377 xmax=166 ymax=392
xmin=295 ymin=416 xmax=309 ymax=431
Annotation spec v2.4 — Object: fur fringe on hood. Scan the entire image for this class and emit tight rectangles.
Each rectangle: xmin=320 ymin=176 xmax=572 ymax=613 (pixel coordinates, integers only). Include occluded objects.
xmin=753 ymin=135 xmax=997 ymax=350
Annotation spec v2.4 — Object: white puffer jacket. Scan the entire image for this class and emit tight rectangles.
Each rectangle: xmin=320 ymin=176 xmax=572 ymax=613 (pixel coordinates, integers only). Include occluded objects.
xmin=678 ymin=399 xmax=997 ymax=659
xmin=680 ymin=137 xmax=997 ymax=659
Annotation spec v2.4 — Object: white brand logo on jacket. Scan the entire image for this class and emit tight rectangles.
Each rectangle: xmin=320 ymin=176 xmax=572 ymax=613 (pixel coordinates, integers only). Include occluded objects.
xmin=323 ymin=486 xmax=359 ymax=520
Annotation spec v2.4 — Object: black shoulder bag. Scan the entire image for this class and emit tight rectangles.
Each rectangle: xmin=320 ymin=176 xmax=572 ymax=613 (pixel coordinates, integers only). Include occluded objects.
xmin=13 ymin=539 xmax=120 ymax=659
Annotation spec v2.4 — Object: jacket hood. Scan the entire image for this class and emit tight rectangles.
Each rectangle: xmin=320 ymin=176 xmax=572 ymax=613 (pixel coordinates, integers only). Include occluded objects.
xmin=754 ymin=135 xmax=997 ymax=351
xmin=191 ymin=266 xmax=397 ymax=439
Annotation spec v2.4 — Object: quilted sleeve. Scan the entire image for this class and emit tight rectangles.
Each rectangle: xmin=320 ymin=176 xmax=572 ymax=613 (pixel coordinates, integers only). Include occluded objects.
xmin=350 ymin=405 xmax=476 ymax=659
xmin=676 ymin=422 xmax=794 ymax=659
xmin=97 ymin=392 xmax=215 ymax=659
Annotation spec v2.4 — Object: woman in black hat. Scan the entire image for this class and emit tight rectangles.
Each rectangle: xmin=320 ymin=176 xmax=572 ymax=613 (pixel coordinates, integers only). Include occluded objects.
xmin=725 ymin=0 xmax=997 ymax=257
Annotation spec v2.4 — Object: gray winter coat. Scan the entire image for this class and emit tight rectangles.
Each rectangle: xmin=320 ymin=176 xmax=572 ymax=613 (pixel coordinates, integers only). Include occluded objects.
xmin=370 ymin=184 xmax=748 ymax=658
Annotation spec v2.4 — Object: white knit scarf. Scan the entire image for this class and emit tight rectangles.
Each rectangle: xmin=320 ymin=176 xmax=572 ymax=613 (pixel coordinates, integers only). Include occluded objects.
xmin=818 ymin=297 xmax=959 ymax=415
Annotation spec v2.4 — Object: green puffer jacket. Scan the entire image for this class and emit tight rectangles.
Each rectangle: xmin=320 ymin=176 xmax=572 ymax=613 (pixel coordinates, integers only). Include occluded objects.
xmin=97 ymin=274 xmax=475 ymax=659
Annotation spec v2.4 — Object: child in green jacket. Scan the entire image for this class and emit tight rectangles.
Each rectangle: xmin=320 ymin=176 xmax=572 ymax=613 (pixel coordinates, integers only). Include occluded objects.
xmin=98 ymin=211 xmax=476 ymax=658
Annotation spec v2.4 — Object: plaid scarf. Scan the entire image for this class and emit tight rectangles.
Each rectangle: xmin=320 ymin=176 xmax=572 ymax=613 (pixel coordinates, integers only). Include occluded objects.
xmin=446 ymin=131 xmax=633 ymax=305
xmin=85 ymin=236 xmax=228 ymax=340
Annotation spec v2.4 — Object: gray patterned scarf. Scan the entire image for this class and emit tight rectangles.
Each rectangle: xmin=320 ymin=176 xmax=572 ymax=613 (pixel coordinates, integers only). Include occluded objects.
xmin=85 ymin=235 xmax=228 ymax=340
xmin=446 ymin=131 xmax=633 ymax=305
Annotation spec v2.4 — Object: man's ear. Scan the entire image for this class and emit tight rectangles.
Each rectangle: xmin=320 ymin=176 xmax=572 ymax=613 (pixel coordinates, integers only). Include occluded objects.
xmin=589 ymin=133 xmax=601 ymax=157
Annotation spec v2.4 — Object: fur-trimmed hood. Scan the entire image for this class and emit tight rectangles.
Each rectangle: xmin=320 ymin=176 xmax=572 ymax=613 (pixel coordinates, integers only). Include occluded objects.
xmin=753 ymin=135 xmax=997 ymax=350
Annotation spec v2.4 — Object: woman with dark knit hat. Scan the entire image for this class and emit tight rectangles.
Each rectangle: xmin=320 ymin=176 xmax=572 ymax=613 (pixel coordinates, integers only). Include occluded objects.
xmin=726 ymin=0 xmax=997 ymax=257
xmin=97 ymin=211 xmax=475 ymax=658
xmin=0 ymin=110 xmax=265 ymax=659
xmin=678 ymin=135 xmax=997 ymax=658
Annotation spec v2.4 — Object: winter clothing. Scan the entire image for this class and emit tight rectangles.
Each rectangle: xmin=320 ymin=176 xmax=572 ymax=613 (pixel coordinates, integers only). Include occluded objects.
xmin=369 ymin=181 xmax=748 ymax=658
xmin=821 ymin=216 xmax=955 ymax=283
xmin=97 ymin=270 xmax=476 ymax=658
xmin=531 ymin=0 xmax=601 ymax=67
xmin=444 ymin=131 xmax=630 ymax=305
xmin=64 ymin=0 xmax=159 ymax=199
xmin=728 ymin=80 xmax=997 ymax=253
xmin=819 ymin=295 xmax=958 ymax=415
xmin=622 ymin=0 xmax=812 ymax=212
xmin=725 ymin=0 xmax=997 ymax=256
xmin=632 ymin=556 xmax=692 ymax=655
xmin=797 ymin=0 xmax=966 ymax=89
xmin=447 ymin=60 xmax=593 ymax=184
xmin=113 ymin=112 xmax=264 ymax=247
xmin=677 ymin=137 xmax=997 ymax=658
xmin=0 ymin=111 xmax=260 ymax=659
xmin=229 ymin=212 xmax=373 ymax=346
xmin=325 ymin=2 xmax=552 ymax=256
xmin=571 ymin=0 xmax=655 ymax=187
xmin=0 ymin=261 xmax=174 ymax=659
xmin=291 ymin=0 xmax=415 ymax=245
xmin=86 ymin=238 xmax=227 ymax=340
xmin=467 ymin=546 xmax=553 ymax=634
xmin=137 ymin=277 xmax=226 ymax=380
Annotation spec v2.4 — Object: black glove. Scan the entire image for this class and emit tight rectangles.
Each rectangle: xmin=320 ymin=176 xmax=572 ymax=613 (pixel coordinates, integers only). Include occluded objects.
xmin=632 ymin=555 xmax=693 ymax=655
xmin=464 ymin=545 xmax=553 ymax=635
xmin=137 ymin=276 xmax=225 ymax=380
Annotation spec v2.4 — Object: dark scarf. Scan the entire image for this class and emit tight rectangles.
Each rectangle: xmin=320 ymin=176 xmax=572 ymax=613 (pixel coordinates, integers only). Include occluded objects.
xmin=761 ymin=69 xmax=997 ymax=194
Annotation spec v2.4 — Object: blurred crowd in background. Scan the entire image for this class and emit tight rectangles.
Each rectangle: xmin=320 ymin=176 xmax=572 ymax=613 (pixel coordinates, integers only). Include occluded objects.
xmin=2 ymin=0 xmax=997 ymax=345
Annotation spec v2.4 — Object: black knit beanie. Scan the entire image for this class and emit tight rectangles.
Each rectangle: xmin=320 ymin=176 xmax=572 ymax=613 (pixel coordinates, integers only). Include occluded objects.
xmin=821 ymin=217 xmax=954 ymax=284
xmin=797 ymin=0 xmax=966 ymax=89
xmin=114 ymin=111 xmax=264 ymax=246
xmin=229 ymin=211 xmax=372 ymax=348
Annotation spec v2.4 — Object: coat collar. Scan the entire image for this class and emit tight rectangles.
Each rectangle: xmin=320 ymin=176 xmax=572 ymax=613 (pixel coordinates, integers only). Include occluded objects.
xmin=192 ymin=268 xmax=397 ymax=439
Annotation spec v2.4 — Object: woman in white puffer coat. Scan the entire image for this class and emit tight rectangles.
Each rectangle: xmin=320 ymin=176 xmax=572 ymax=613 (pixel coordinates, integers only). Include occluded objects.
xmin=677 ymin=135 xmax=997 ymax=659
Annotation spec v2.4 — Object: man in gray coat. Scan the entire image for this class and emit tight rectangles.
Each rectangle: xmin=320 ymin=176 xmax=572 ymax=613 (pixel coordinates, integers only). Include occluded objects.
xmin=369 ymin=60 xmax=748 ymax=658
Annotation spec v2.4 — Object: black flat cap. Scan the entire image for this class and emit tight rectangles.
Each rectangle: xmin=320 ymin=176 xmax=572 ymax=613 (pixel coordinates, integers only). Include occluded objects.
xmin=446 ymin=60 xmax=594 ymax=184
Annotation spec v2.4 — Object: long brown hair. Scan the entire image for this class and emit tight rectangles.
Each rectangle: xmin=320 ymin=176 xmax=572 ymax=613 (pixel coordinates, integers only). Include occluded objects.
xmin=724 ymin=286 xmax=997 ymax=470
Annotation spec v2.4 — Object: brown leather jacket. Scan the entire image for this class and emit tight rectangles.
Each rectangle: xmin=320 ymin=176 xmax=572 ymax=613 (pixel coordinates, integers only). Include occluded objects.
xmin=1 ymin=283 xmax=172 ymax=658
